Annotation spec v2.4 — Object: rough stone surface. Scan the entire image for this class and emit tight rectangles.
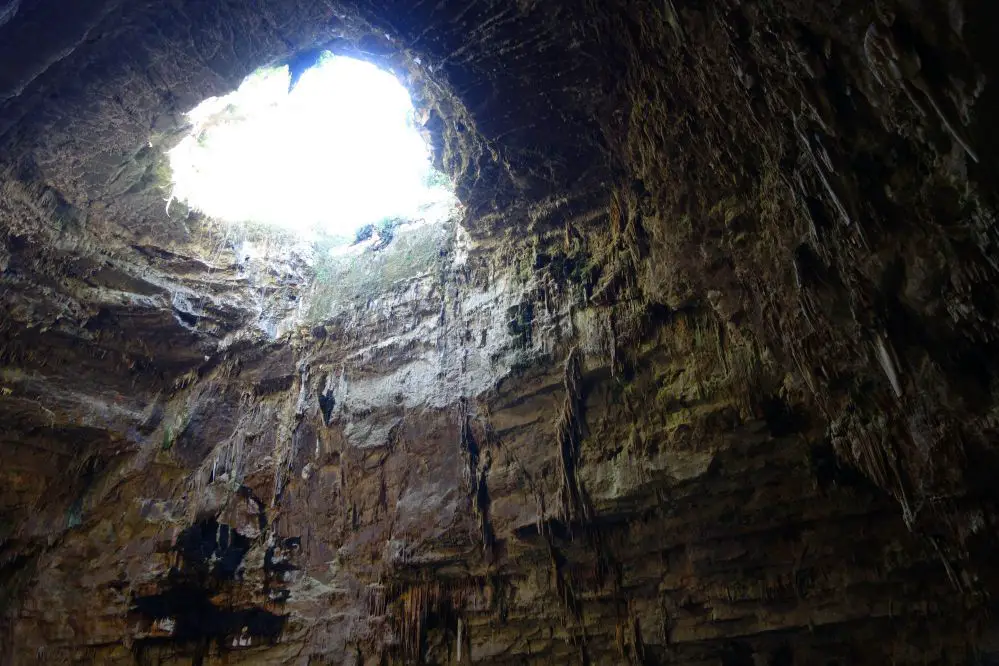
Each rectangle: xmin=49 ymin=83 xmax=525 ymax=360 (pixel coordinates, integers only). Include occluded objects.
xmin=1 ymin=0 xmax=999 ymax=664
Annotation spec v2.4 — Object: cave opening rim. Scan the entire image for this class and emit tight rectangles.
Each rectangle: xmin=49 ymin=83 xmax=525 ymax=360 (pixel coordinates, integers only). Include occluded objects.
xmin=165 ymin=52 xmax=460 ymax=245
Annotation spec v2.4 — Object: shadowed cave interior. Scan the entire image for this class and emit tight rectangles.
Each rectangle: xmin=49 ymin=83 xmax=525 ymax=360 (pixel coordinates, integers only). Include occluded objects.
xmin=2 ymin=0 xmax=999 ymax=664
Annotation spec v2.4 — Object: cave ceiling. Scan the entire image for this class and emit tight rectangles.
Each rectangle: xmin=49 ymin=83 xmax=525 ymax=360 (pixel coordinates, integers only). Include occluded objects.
xmin=2 ymin=0 xmax=999 ymax=664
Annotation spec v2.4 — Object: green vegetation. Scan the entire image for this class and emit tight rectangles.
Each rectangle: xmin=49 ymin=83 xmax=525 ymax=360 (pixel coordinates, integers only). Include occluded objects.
xmin=506 ymin=302 xmax=534 ymax=347
xmin=508 ymin=231 xmax=602 ymax=298
xmin=423 ymin=169 xmax=451 ymax=189
xmin=353 ymin=223 xmax=375 ymax=244
xmin=160 ymin=409 xmax=191 ymax=452
xmin=306 ymin=220 xmax=455 ymax=323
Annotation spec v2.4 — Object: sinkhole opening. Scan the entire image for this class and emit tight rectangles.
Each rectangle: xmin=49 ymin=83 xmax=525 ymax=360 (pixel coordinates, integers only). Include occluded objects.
xmin=168 ymin=53 xmax=457 ymax=238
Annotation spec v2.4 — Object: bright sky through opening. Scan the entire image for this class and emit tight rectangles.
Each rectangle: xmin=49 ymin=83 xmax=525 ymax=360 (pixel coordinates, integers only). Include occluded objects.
xmin=168 ymin=54 xmax=456 ymax=236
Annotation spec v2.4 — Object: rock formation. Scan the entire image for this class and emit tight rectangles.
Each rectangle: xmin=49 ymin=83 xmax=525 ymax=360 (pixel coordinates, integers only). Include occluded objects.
xmin=1 ymin=0 xmax=999 ymax=663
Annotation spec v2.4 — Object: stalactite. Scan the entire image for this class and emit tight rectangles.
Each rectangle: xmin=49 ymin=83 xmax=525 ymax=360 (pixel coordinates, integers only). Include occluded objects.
xmin=457 ymin=399 xmax=479 ymax=497
xmin=863 ymin=20 xmax=979 ymax=163
xmin=392 ymin=578 xmax=484 ymax=662
xmin=555 ymin=346 xmax=589 ymax=525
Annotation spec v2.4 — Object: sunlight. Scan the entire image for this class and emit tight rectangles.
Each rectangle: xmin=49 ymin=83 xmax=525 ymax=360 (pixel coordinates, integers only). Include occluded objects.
xmin=167 ymin=54 xmax=456 ymax=237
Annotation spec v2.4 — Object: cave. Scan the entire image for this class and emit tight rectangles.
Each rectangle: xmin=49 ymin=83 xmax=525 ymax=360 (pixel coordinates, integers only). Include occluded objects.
xmin=1 ymin=0 xmax=999 ymax=664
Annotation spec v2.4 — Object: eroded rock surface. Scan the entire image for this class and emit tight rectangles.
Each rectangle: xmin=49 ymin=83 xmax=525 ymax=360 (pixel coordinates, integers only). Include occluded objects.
xmin=2 ymin=0 xmax=999 ymax=664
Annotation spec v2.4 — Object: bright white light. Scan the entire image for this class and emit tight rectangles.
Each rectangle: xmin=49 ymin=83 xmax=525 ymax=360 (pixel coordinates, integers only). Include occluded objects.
xmin=168 ymin=55 xmax=456 ymax=236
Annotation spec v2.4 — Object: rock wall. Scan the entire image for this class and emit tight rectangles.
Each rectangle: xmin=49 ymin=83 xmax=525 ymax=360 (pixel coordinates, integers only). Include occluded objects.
xmin=1 ymin=0 xmax=999 ymax=664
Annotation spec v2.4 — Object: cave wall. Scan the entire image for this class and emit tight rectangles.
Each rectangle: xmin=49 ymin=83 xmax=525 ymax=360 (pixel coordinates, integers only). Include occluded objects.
xmin=2 ymin=0 xmax=999 ymax=663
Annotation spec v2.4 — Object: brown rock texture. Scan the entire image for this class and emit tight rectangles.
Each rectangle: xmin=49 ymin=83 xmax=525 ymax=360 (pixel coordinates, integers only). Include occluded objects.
xmin=1 ymin=0 xmax=999 ymax=664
